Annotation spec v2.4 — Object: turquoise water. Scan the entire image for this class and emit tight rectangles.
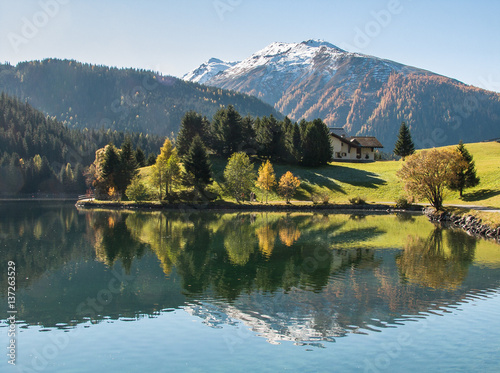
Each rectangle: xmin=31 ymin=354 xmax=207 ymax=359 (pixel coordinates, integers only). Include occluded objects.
xmin=1 ymin=202 xmax=500 ymax=372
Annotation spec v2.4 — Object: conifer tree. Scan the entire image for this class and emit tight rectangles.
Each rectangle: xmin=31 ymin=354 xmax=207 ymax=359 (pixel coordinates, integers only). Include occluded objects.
xmin=285 ymin=121 xmax=302 ymax=164
xmin=147 ymin=153 xmax=157 ymax=166
xmin=135 ymin=147 xmax=146 ymax=167
xmin=300 ymin=119 xmax=332 ymax=166
xmin=177 ymin=111 xmax=210 ymax=157
xmin=210 ymin=105 xmax=243 ymax=156
xmin=449 ymin=141 xmax=480 ymax=197
xmin=117 ymin=138 xmax=138 ymax=195
xmin=183 ymin=134 xmax=212 ymax=193
xmin=394 ymin=122 xmax=415 ymax=161
xmin=102 ymin=144 xmax=120 ymax=190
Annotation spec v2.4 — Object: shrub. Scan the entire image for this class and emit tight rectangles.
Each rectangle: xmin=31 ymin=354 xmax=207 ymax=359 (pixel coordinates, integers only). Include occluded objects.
xmin=320 ymin=192 xmax=330 ymax=205
xmin=395 ymin=196 xmax=413 ymax=209
xmin=125 ymin=176 xmax=148 ymax=202
xmin=311 ymin=193 xmax=321 ymax=205
xmin=311 ymin=192 xmax=330 ymax=205
xmin=348 ymin=196 xmax=366 ymax=205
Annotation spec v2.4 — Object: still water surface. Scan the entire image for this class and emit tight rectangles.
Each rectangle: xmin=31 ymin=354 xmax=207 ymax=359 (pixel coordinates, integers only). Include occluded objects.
xmin=1 ymin=202 xmax=500 ymax=372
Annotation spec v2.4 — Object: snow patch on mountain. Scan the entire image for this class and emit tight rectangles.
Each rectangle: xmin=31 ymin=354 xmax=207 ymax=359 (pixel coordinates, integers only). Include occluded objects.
xmin=182 ymin=58 xmax=239 ymax=84
xmin=210 ymin=40 xmax=347 ymax=80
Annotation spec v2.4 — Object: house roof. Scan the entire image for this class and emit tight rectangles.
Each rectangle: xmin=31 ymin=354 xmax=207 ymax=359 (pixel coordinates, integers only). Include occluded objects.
xmin=349 ymin=136 xmax=384 ymax=148
xmin=331 ymin=133 xmax=384 ymax=148
xmin=329 ymin=127 xmax=348 ymax=138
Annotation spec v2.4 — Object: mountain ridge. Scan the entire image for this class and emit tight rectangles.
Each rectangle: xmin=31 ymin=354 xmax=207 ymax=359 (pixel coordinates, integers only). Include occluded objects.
xmin=184 ymin=39 xmax=500 ymax=149
xmin=0 ymin=58 xmax=280 ymax=137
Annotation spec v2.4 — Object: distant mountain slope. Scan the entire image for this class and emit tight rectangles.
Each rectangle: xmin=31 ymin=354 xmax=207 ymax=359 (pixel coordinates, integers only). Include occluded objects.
xmin=0 ymin=59 xmax=280 ymax=136
xmin=184 ymin=39 xmax=500 ymax=149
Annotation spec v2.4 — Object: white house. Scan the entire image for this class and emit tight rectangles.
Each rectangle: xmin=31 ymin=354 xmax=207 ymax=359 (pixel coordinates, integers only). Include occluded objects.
xmin=329 ymin=127 xmax=383 ymax=162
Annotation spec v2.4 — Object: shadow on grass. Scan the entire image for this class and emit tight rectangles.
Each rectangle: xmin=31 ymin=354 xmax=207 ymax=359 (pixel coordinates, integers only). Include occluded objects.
xmin=288 ymin=164 xmax=386 ymax=192
xmin=462 ymin=189 xmax=500 ymax=202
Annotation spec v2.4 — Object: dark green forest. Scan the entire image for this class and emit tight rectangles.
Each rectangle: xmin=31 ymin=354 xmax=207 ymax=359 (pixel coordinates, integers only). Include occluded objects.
xmin=0 ymin=59 xmax=281 ymax=136
xmin=0 ymin=93 xmax=163 ymax=195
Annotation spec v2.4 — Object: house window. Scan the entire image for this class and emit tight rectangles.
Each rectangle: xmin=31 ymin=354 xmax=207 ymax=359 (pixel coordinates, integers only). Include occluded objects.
xmin=341 ymin=152 xmax=347 ymax=157
xmin=336 ymin=152 xmax=342 ymax=158
xmin=365 ymin=154 xmax=369 ymax=159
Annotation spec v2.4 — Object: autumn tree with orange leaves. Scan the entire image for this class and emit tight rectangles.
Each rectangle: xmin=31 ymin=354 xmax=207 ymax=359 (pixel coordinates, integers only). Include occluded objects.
xmin=277 ymin=171 xmax=301 ymax=203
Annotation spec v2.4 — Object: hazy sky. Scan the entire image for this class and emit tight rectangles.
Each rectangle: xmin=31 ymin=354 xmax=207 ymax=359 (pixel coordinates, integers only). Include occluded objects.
xmin=1 ymin=0 xmax=500 ymax=92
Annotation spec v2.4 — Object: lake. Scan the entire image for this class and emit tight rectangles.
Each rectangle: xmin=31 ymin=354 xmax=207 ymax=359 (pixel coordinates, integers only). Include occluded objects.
xmin=1 ymin=202 xmax=500 ymax=372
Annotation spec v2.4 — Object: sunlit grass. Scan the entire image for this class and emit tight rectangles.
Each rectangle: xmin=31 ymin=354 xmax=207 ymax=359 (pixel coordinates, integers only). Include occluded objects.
xmin=132 ymin=141 xmax=499 ymax=208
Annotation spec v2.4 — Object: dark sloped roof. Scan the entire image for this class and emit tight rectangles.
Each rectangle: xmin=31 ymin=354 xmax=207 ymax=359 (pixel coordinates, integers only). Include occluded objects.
xmin=329 ymin=127 xmax=348 ymax=137
xmin=330 ymin=133 xmax=384 ymax=148
xmin=349 ymin=136 xmax=384 ymax=148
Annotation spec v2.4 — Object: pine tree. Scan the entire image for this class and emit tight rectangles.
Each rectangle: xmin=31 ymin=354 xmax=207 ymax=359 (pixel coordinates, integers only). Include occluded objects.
xmin=256 ymin=160 xmax=277 ymax=203
xmin=285 ymin=121 xmax=302 ymax=164
xmin=135 ymin=147 xmax=146 ymax=167
xmin=183 ymin=134 xmax=212 ymax=193
xmin=147 ymin=153 xmax=157 ymax=166
xmin=117 ymin=138 xmax=138 ymax=196
xmin=394 ymin=122 xmax=415 ymax=161
xmin=449 ymin=141 xmax=480 ymax=197
xmin=300 ymin=119 xmax=332 ymax=166
xmin=102 ymin=144 xmax=120 ymax=190
xmin=210 ymin=105 xmax=243 ymax=156
xmin=176 ymin=111 xmax=210 ymax=157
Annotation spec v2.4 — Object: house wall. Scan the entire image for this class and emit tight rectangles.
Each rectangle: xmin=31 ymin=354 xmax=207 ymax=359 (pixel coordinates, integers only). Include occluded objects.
xmin=330 ymin=137 xmax=375 ymax=161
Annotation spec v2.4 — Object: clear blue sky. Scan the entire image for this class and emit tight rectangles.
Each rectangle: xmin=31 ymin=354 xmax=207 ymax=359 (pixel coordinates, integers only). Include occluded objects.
xmin=1 ymin=0 xmax=500 ymax=92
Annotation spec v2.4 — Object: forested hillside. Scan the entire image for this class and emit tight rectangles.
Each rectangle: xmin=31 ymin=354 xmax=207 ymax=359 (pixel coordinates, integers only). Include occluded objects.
xmin=0 ymin=59 xmax=281 ymax=136
xmin=0 ymin=93 xmax=163 ymax=195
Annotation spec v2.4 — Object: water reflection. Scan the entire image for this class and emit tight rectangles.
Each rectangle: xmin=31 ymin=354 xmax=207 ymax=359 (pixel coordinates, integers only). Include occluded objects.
xmin=397 ymin=228 xmax=476 ymax=290
xmin=1 ymin=204 xmax=500 ymax=346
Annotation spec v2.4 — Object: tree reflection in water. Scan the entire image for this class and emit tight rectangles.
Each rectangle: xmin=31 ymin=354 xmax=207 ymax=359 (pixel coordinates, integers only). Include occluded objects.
xmin=396 ymin=227 xmax=476 ymax=290
xmin=5 ymin=204 xmax=500 ymax=345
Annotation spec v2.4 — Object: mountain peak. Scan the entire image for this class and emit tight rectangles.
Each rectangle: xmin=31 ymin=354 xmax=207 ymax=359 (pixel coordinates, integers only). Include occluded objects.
xmin=182 ymin=58 xmax=239 ymax=84
xmin=207 ymin=57 xmax=224 ymax=64
xmin=301 ymin=39 xmax=345 ymax=52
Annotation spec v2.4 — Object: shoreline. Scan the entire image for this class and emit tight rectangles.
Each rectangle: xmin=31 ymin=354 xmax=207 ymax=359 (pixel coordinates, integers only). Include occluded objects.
xmin=74 ymin=200 xmax=420 ymax=214
xmin=75 ymin=200 xmax=500 ymax=243
xmin=425 ymin=208 xmax=500 ymax=241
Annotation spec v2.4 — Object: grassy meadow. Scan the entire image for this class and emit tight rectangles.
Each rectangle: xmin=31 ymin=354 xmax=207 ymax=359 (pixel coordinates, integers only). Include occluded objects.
xmin=137 ymin=141 xmax=499 ymax=208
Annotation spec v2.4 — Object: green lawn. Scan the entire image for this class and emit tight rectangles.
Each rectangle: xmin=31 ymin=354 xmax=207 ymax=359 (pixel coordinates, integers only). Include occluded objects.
xmin=138 ymin=141 xmax=500 ymax=208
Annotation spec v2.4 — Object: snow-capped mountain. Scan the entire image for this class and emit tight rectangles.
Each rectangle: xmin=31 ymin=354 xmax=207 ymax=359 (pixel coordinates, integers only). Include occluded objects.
xmin=183 ymin=39 xmax=500 ymax=148
xmin=182 ymin=58 xmax=239 ymax=84
xmin=184 ymin=39 xmax=428 ymax=106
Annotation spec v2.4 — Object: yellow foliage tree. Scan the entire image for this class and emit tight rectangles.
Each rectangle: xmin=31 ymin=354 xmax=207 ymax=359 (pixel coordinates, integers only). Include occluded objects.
xmin=151 ymin=138 xmax=181 ymax=200
xmin=396 ymin=148 xmax=465 ymax=210
xmin=277 ymin=171 xmax=301 ymax=203
xmin=256 ymin=160 xmax=277 ymax=203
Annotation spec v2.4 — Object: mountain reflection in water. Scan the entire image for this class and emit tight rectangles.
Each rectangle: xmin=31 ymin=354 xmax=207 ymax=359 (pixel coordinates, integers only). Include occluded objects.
xmin=1 ymin=203 xmax=499 ymax=346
